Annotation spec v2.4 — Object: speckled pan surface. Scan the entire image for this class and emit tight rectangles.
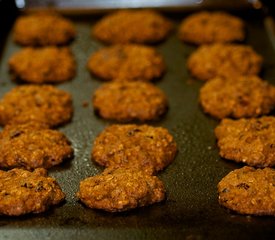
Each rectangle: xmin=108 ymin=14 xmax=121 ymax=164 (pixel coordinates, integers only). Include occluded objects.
xmin=1 ymin=9 xmax=275 ymax=240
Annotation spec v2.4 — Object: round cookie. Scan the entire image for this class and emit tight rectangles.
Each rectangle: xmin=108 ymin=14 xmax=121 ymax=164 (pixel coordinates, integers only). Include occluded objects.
xmin=77 ymin=167 xmax=165 ymax=212
xmin=199 ymin=76 xmax=275 ymax=119
xmin=0 ymin=122 xmax=73 ymax=170
xmin=187 ymin=44 xmax=263 ymax=81
xmin=9 ymin=47 xmax=76 ymax=84
xmin=92 ymin=124 xmax=177 ymax=174
xmin=93 ymin=10 xmax=172 ymax=44
xmin=87 ymin=44 xmax=165 ymax=82
xmin=179 ymin=11 xmax=245 ymax=45
xmin=0 ymin=85 xmax=73 ymax=127
xmin=218 ymin=166 xmax=275 ymax=216
xmin=215 ymin=117 xmax=275 ymax=167
xmin=93 ymin=81 xmax=168 ymax=122
xmin=13 ymin=12 xmax=76 ymax=46
xmin=0 ymin=168 xmax=65 ymax=216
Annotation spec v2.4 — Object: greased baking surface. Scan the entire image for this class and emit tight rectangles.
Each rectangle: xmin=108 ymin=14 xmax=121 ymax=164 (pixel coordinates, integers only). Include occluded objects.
xmin=1 ymin=9 xmax=275 ymax=239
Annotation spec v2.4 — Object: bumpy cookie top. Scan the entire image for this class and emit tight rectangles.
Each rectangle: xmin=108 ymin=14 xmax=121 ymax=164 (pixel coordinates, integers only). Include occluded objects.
xmin=14 ymin=12 xmax=76 ymax=46
xmin=9 ymin=47 xmax=76 ymax=84
xmin=187 ymin=44 xmax=263 ymax=81
xmin=0 ymin=168 xmax=65 ymax=216
xmin=179 ymin=11 xmax=245 ymax=44
xmin=0 ymin=85 xmax=73 ymax=127
xmin=87 ymin=44 xmax=165 ymax=81
xmin=218 ymin=166 xmax=275 ymax=216
xmin=77 ymin=167 xmax=165 ymax=212
xmin=93 ymin=10 xmax=172 ymax=44
xmin=93 ymin=81 xmax=168 ymax=122
xmin=199 ymin=76 xmax=275 ymax=119
xmin=92 ymin=124 xmax=177 ymax=174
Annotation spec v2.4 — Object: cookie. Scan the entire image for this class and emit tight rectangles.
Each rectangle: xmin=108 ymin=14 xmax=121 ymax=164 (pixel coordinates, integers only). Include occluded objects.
xmin=93 ymin=81 xmax=168 ymax=122
xmin=218 ymin=166 xmax=275 ymax=216
xmin=93 ymin=10 xmax=172 ymax=44
xmin=199 ymin=76 xmax=275 ymax=119
xmin=179 ymin=11 xmax=245 ymax=45
xmin=0 ymin=85 xmax=73 ymax=127
xmin=9 ymin=47 xmax=76 ymax=84
xmin=215 ymin=117 xmax=275 ymax=167
xmin=87 ymin=44 xmax=165 ymax=82
xmin=13 ymin=12 xmax=76 ymax=46
xmin=0 ymin=168 xmax=65 ymax=216
xmin=92 ymin=124 xmax=177 ymax=174
xmin=77 ymin=167 xmax=165 ymax=212
xmin=0 ymin=122 xmax=73 ymax=170
xmin=187 ymin=44 xmax=263 ymax=81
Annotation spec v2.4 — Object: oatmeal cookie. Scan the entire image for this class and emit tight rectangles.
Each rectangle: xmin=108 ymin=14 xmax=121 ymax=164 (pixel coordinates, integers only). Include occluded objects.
xmin=179 ymin=11 xmax=245 ymax=44
xmin=0 ymin=168 xmax=65 ymax=216
xmin=187 ymin=44 xmax=263 ymax=81
xmin=0 ymin=85 xmax=73 ymax=127
xmin=0 ymin=122 xmax=73 ymax=170
xmin=9 ymin=47 xmax=76 ymax=84
xmin=77 ymin=167 xmax=165 ymax=212
xmin=93 ymin=10 xmax=172 ymax=44
xmin=218 ymin=166 xmax=275 ymax=216
xmin=199 ymin=76 xmax=275 ymax=119
xmin=215 ymin=117 xmax=275 ymax=167
xmin=92 ymin=124 xmax=177 ymax=174
xmin=87 ymin=44 xmax=165 ymax=81
xmin=13 ymin=12 xmax=76 ymax=46
xmin=93 ymin=81 xmax=168 ymax=122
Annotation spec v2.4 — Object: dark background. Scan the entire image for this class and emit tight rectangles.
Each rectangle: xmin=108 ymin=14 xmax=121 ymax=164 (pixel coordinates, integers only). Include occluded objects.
xmin=1 ymin=1 xmax=275 ymax=240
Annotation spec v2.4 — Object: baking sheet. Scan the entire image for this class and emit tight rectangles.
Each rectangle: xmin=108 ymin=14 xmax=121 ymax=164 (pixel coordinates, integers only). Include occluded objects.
xmin=1 ymin=8 xmax=275 ymax=240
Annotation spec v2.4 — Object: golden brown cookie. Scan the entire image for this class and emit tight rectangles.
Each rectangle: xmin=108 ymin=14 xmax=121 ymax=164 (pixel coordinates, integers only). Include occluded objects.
xmin=199 ymin=76 xmax=275 ymax=119
xmin=77 ymin=167 xmax=165 ymax=212
xmin=0 ymin=85 xmax=73 ymax=127
xmin=0 ymin=122 xmax=73 ymax=170
xmin=93 ymin=81 xmax=168 ymax=122
xmin=179 ymin=11 xmax=245 ymax=45
xmin=9 ymin=47 xmax=76 ymax=84
xmin=0 ymin=168 xmax=65 ymax=216
xmin=13 ymin=12 xmax=76 ymax=46
xmin=218 ymin=166 xmax=275 ymax=216
xmin=92 ymin=124 xmax=177 ymax=174
xmin=187 ymin=44 xmax=263 ymax=81
xmin=87 ymin=44 xmax=165 ymax=81
xmin=93 ymin=10 xmax=172 ymax=44
xmin=215 ymin=117 xmax=275 ymax=167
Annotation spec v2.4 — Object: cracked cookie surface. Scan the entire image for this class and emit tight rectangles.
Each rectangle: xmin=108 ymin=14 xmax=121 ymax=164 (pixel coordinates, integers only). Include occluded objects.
xmin=87 ymin=44 xmax=165 ymax=82
xmin=92 ymin=124 xmax=177 ymax=174
xmin=218 ymin=167 xmax=275 ymax=216
xmin=199 ymin=76 xmax=275 ymax=119
xmin=0 ymin=168 xmax=65 ymax=216
xmin=77 ymin=167 xmax=165 ymax=212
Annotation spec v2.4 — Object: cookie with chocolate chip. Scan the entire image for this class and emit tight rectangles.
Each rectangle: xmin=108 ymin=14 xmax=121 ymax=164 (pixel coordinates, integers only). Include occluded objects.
xmin=179 ymin=11 xmax=245 ymax=45
xmin=93 ymin=81 xmax=168 ymax=122
xmin=218 ymin=166 xmax=275 ymax=216
xmin=0 ymin=168 xmax=65 ymax=216
xmin=187 ymin=44 xmax=262 ymax=81
xmin=87 ymin=44 xmax=165 ymax=82
xmin=0 ymin=122 xmax=73 ymax=170
xmin=9 ymin=47 xmax=76 ymax=84
xmin=14 ymin=12 xmax=76 ymax=46
xmin=0 ymin=85 xmax=73 ymax=127
xmin=215 ymin=117 xmax=275 ymax=167
xmin=199 ymin=76 xmax=275 ymax=119
xmin=92 ymin=124 xmax=177 ymax=174
xmin=93 ymin=10 xmax=172 ymax=44
xmin=77 ymin=167 xmax=165 ymax=212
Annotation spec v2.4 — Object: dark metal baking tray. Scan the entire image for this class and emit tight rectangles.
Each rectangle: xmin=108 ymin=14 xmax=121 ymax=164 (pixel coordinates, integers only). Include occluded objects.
xmin=1 ymin=6 xmax=275 ymax=240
